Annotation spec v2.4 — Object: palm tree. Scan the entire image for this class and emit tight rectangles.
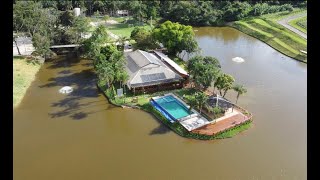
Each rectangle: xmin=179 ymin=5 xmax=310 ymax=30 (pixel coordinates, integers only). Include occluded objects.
xmin=205 ymin=103 xmax=214 ymax=115
xmin=233 ymin=84 xmax=247 ymax=104
xmin=117 ymin=35 xmax=128 ymax=50
xmin=187 ymin=97 xmax=197 ymax=113
xmin=194 ymin=92 xmax=208 ymax=114
xmin=214 ymin=73 xmax=235 ymax=97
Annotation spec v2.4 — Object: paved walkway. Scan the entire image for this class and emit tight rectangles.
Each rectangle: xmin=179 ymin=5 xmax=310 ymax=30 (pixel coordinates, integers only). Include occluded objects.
xmin=277 ymin=13 xmax=307 ymax=39
xmin=191 ymin=109 xmax=250 ymax=135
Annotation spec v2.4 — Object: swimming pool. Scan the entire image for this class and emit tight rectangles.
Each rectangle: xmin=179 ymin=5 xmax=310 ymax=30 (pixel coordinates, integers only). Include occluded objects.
xmin=151 ymin=94 xmax=193 ymax=122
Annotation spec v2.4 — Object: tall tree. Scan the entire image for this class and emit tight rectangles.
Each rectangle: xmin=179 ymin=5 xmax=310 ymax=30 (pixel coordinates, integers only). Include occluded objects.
xmin=95 ymin=59 xmax=115 ymax=88
xmin=214 ymin=73 xmax=235 ymax=97
xmin=82 ymin=25 xmax=111 ymax=59
xmin=194 ymin=92 xmax=208 ymax=114
xmin=130 ymin=27 xmax=158 ymax=50
xmin=187 ymin=55 xmax=221 ymax=90
xmin=13 ymin=1 xmax=59 ymax=57
xmin=96 ymin=46 xmax=128 ymax=89
xmin=153 ymin=20 xmax=198 ymax=56
xmin=233 ymin=84 xmax=247 ymax=104
xmin=71 ymin=16 xmax=91 ymax=44
xmin=32 ymin=32 xmax=51 ymax=59
xmin=145 ymin=0 xmax=160 ymax=20
xmin=57 ymin=0 xmax=73 ymax=11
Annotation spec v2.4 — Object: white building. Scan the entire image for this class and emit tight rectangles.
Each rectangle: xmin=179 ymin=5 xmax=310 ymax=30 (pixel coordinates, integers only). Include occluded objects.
xmin=74 ymin=8 xmax=80 ymax=17
xmin=116 ymin=10 xmax=128 ymax=16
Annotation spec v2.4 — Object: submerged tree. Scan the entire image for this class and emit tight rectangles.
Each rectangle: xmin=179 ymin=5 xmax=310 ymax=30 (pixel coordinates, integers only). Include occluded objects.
xmin=233 ymin=84 xmax=247 ymax=104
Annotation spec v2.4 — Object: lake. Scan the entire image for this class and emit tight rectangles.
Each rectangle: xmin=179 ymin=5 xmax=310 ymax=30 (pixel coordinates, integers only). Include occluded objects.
xmin=13 ymin=27 xmax=307 ymax=180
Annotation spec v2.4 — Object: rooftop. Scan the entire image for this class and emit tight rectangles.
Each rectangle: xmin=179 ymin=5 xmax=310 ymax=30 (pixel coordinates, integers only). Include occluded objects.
xmin=124 ymin=50 xmax=183 ymax=89
xmin=153 ymin=51 xmax=189 ymax=76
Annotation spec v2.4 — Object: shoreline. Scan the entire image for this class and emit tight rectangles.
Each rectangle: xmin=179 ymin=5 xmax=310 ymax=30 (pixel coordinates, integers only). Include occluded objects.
xmin=13 ymin=56 xmax=42 ymax=108
xmin=228 ymin=23 xmax=307 ymax=64
xmin=97 ymin=82 xmax=253 ymax=140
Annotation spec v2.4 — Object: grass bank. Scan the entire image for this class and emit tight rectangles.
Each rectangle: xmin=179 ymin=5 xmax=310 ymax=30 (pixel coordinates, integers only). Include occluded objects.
xmin=230 ymin=19 xmax=307 ymax=62
xmin=97 ymin=81 xmax=252 ymax=140
xmin=260 ymin=9 xmax=306 ymax=21
xmin=13 ymin=57 xmax=41 ymax=107
xmin=230 ymin=10 xmax=307 ymax=63
xmin=288 ymin=16 xmax=307 ymax=34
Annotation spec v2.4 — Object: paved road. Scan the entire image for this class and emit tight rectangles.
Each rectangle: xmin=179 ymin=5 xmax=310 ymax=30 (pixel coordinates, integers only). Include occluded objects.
xmin=277 ymin=13 xmax=307 ymax=39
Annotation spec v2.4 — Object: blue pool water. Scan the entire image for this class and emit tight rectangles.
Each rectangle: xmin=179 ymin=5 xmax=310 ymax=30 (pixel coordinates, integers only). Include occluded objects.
xmin=152 ymin=95 xmax=192 ymax=121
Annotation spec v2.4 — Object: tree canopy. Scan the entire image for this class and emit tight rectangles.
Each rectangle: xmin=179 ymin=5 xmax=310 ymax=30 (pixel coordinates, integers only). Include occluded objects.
xmin=233 ymin=84 xmax=247 ymax=104
xmin=153 ymin=21 xmax=198 ymax=56
xmin=187 ymin=55 xmax=221 ymax=90
xmin=13 ymin=1 xmax=59 ymax=57
xmin=82 ymin=25 xmax=111 ymax=60
xmin=214 ymin=73 xmax=235 ymax=97
xmin=130 ymin=27 xmax=158 ymax=51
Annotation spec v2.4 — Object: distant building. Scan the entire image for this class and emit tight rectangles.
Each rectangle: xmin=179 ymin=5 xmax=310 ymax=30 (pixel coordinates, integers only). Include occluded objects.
xmin=124 ymin=50 xmax=186 ymax=93
xmin=116 ymin=10 xmax=128 ymax=16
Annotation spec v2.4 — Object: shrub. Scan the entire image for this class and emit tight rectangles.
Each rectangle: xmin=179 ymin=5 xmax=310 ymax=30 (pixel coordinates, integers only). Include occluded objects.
xmin=213 ymin=106 xmax=224 ymax=115
xmin=280 ymin=4 xmax=293 ymax=12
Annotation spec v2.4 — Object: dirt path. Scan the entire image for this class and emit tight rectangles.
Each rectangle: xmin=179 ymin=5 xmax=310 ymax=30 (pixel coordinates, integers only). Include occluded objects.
xmin=277 ymin=13 xmax=307 ymax=39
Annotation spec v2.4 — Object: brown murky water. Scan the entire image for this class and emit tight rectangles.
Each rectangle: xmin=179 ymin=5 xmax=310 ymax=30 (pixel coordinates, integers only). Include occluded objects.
xmin=13 ymin=27 xmax=306 ymax=180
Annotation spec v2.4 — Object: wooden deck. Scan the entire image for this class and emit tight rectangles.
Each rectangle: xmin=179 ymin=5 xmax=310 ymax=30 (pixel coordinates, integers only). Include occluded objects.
xmin=191 ymin=110 xmax=250 ymax=135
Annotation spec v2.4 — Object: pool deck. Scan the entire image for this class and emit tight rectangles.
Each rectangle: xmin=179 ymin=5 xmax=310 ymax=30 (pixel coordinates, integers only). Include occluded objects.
xmin=151 ymin=92 xmax=252 ymax=134
xmin=191 ymin=109 xmax=250 ymax=135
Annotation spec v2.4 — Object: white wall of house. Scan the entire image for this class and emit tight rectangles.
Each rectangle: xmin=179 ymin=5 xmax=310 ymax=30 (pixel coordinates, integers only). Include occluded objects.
xmin=74 ymin=8 xmax=81 ymax=17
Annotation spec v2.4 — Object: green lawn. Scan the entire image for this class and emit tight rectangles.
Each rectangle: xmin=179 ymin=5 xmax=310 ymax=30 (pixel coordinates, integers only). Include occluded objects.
xmin=109 ymin=16 xmax=127 ymax=23
xmin=88 ymin=15 xmax=153 ymax=38
xmin=289 ymin=16 xmax=307 ymax=34
xmin=13 ymin=57 xmax=41 ymax=107
xmin=230 ymin=11 xmax=307 ymax=63
xmin=107 ymin=23 xmax=152 ymax=38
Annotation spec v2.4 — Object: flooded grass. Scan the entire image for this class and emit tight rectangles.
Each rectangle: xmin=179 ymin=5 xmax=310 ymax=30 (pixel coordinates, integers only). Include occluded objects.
xmin=13 ymin=57 xmax=41 ymax=107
